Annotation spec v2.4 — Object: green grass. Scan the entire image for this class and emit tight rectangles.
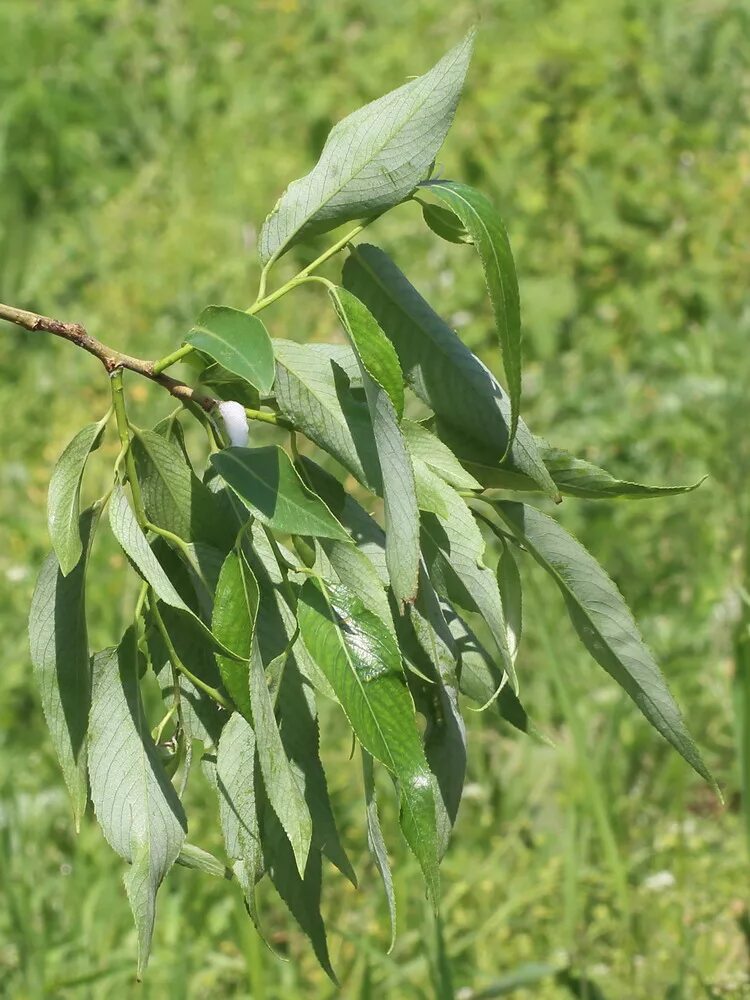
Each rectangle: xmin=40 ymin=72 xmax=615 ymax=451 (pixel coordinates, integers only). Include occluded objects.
xmin=1 ymin=0 xmax=748 ymax=996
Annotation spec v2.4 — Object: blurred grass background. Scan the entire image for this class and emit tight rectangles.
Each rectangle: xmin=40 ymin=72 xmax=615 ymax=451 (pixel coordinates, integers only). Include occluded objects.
xmin=1 ymin=0 xmax=748 ymax=996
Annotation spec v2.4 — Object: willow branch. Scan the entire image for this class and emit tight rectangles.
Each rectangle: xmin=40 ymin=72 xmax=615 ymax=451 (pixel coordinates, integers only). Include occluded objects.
xmin=0 ymin=300 xmax=219 ymax=412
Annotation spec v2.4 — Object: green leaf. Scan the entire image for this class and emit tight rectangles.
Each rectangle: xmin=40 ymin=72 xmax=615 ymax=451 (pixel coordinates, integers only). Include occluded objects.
xmin=212 ymin=550 xmax=259 ymax=720
xmin=214 ymin=713 xmax=266 ymax=929
xmin=29 ymin=506 xmax=99 ymax=829
xmin=108 ymin=484 xmax=240 ymax=659
xmin=88 ymin=628 xmax=187 ymax=977
xmin=422 ymin=180 xmax=522 ymax=448
xmin=417 ymin=198 xmax=473 ymax=244
xmin=406 ymin=565 xmax=466 ymax=856
xmin=279 ymin=662 xmax=357 ymax=884
xmin=298 ymin=579 xmax=439 ymax=902
xmin=362 ymin=751 xmax=397 ymax=952
xmin=402 ymin=419 xmax=481 ymax=490
xmin=329 ymin=286 xmax=419 ymax=607
xmin=273 ymin=339 xmax=380 ymax=488
xmin=258 ymin=31 xmax=475 ymax=265
xmin=185 ymin=305 xmax=275 ymax=395
xmin=198 ymin=362 xmax=261 ymax=409
xmin=210 ymin=446 xmax=349 ymax=541
xmin=498 ymin=541 xmax=522 ymax=663
xmin=47 ymin=420 xmax=105 ymax=575
xmin=132 ymin=428 xmax=232 ymax=549
xmin=312 ymin=538 xmax=395 ymax=636
xmin=447 ymin=433 xmax=705 ymax=500
xmin=446 ymin=606 xmax=540 ymax=739
xmin=175 ymin=843 xmax=232 ymax=879
xmin=250 ymin=638 xmax=312 ymax=877
xmin=414 ymin=461 xmax=516 ymax=691
xmin=494 ymin=501 xmax=714 ymax=784
xmin=343 ymin=244 xmax=559 ymax=501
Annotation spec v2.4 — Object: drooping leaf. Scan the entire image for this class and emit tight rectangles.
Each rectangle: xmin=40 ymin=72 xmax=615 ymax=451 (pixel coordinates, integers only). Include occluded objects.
xmin=29 ymin=506 xmax=99 ymax=829
xmin=329 ymin=286 xmax=419 ymax=607
xmin=444 ymin=431 xmax=705 ymax=500
xmin=273 ymin=339 xmax=379 ymax=488
xmin=210 ymin=446 xmax=349 ymax=541
xmin=445 ymin=606 xmax=540 ymax=739
xmin=185 ymin=305 xmax=275 ymax=395
xmin=402 ymin=419 xmax=481 ymax=491
xmin=362 ymin=751 xmax=397 ymax=952
xmin=214 ymin=713 xmax=265 ymax=929
xmin=498 ymin=540 xmax=522 ymax=663
xmin=414 ymin=460 xmax=516 ymax=690
xmin=212 ymin=549 xmax=259 ymax=720
xmin=494 ymin=501 xmax=714 ymax=784
xmin=258 ymin=31 xmax=475 ymax=265
xmin=343 ymin=244 xmax=559 ymax=500
xmin=47 ymin=420 xmax=106 ymax=575
xmin=421 ymin=180 xmax=522 ymax=448
xmin=278 ymin=660 xmax=357 ymax=884
xmin=298 ymin=579 xmax=439 ymax=901
xmin=88 ymin=628 xmax=187 ymax=977
xmin=417 ymin=198 xmax=473 ymax=244
xmin=250 ymin=638 xmax=312 ymax=877
xmin=108 ymin=484 xmax=241 ymax=660
xmin=132 ymin=428 xmax=232 ymax=549
xmin=406 ymin=564 xmax=466 ymax=856
xmin=312 ymin=538 xmax=395 ymax=636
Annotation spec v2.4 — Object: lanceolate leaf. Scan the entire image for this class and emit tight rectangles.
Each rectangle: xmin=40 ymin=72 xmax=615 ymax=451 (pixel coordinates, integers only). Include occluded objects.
xmin=446 ymin=431 xmax=705 ymax=500
xmin=132 ymin=428 xmax=232 ymax=549
xmin=185 ymin=305 xmax=275 ymax=395
xmin=212 ymin=549 xmax=259 ymax=720
xmin=422 ymin=180 xmax=522 ymax=448
xmin=29 ymin=506 xmax=99 ymax=829
xmin=498 ymin=541 xmax=522 ymax=663
xmin=258 ymin=31 xmax=475 ymax=265
xmin=250 ymin=639 xmax=313 ymax=877
xmin=362 ymin=751 xmax=397 ymax=952
xmin=417 ymin=198 xmax=473 ymax=244
xmin=210 ymin=446 xmax=349 ymax=541
xmin=108 ymin=484 xmax=241 ymax=660
xmin=298 ymin=579 xmax=439 ymax=901
xmin=402 ymin=419 xmax=481 ymax=491
xmin=273 ymin=339 xmax=380 ymax=488
xmin=329 ymin=286 xmax=419 ymax=607
xmin=343 ymin=244 xmax=559 ymax=501
xmin=494 ymin=501 xmax=714 ymax=784
xmin=47 ymin=420 xmax=106 ymax=575
xmin=414 ymin=461 xmax=516 ymax=690
xmin=88 ymin=628 xmax=187 ymax=977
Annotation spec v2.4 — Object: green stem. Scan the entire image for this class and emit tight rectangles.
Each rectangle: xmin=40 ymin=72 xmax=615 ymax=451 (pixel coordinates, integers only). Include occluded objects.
xmin=245 ymin=406 xmax=294 ymax=429
xmin=152 ymin=344 xmax=193 ymax=375
xmin=148 ymin=594 xmax=232 ymax=710
xmin=110 ymin=369 xmax=148 ymax=526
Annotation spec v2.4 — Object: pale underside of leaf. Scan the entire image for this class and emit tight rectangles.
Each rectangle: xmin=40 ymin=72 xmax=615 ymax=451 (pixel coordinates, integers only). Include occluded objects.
xmin=47 ymin=421 xmax=105 ymax=576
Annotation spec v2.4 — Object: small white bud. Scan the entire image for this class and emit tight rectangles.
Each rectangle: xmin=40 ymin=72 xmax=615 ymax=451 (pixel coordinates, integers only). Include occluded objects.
xmin=217 ymin=400 xmax=249 ymax=447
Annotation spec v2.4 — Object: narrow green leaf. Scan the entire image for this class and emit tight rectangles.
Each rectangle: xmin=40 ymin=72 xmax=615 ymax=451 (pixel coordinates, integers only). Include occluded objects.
xmin=329 ymin=286 xmax=419 ymax=607
xmin=313 ymin=538 xmax=395 ymax=636
xmin=132 ymin=428 xmax=233 ymax=549
xmin=422 ymin=180 xmax=522 ymax=448
xmin=298 ymin=579 xmax=439 ymax=901
xmin=343 ymin=245 xmax=559 ymax=500
xmin=250 ymin=639 xmax=312 ymax=877
xmin=214 ymin=713 xmax=265 ymax=930
xmin=212 ymin=550 xmax=259 ymax=720
xmin=279 ymin=662 xmax=357 ymax=884
xmin=498 ymin=541 xmax=522 ymax=663
xmin=414 ymin=461 xmax=516 ymax=690
xmin=448 ymin=433 xmax=705 ymax=500
xmin=88 ymin=628 xmax=187 ymax=977
xmin=47 ymin=421 xmax=105 ymax=575
xmin=210 ymin=446 xmax=349 ymax=541
xmin=175 ymin=843 xmax=232 ymax=879
xmin=494 ymin=501 xmax=714 ymax=784
xmin=273 ymin=339 xmax=380 ymax=489
xmin=362 ymin=751 xmax=397 ymax=951
xmin=29 ymin=506 xmax=99 ymax=829
xmin=259 ymin=31 xmax=475 ymax=264
xmin=402 ymin=419 xmax=481 ymax=490
xmin=185 ymin=305 xmax=275 ymax=395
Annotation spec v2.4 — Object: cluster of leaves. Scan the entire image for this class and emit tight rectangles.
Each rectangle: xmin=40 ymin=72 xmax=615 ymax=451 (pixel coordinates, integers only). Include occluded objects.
xmin=29 ymin=30 xmax=712 ymax=979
